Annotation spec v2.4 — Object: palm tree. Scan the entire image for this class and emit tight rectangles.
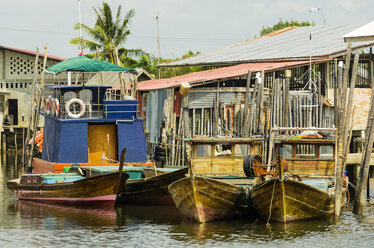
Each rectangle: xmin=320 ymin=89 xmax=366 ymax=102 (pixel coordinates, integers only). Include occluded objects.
xmin=70 ymin=2 xmax=145 ymax=66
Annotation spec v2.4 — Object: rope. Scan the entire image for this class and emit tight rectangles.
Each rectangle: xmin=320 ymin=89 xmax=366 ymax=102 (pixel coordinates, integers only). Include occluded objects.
xmin=266 ymin=178 xmax=277 ymax=226
xmin=104 ymin=156 xmax=150 ymax=166
xmin=346 ymin=188 xmax=350 ymax=206
xmin=348 ymin=181 xmax=357 ymax=190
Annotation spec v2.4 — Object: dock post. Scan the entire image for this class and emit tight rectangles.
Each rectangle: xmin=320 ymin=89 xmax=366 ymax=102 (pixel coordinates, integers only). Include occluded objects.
xmin=353 ymin=48 xmax=374 ymax=215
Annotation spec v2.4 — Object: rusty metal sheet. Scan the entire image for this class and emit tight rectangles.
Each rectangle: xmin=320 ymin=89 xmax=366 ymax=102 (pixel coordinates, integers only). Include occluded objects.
xmin=137 ymin=60 xmax=329 ymax=91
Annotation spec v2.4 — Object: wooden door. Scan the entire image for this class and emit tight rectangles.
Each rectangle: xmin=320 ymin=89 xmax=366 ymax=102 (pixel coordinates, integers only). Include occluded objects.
xmin=88 ymin=124 xmax=117 ymax=163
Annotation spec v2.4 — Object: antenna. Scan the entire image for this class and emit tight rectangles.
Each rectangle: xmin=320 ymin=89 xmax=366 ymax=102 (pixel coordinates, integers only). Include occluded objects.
xmin=300 ymin=7 xmax=322 ymax=92
xmin=78 ymin=0 xmax=84 ymax=55
xmin=156 ymin=13 xmax=161 ymax=79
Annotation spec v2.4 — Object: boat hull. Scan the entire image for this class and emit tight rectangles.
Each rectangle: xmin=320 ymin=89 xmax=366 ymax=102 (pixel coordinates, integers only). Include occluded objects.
xmin=7 ymin=172 xmax=128 ymax=207
xmin=251 ymin=179 xmax=342 ymax=222
xmin=168 ymin=176 xmax=250 ymax=222
xmin=118 ymin=167 xmax=188 ymax=205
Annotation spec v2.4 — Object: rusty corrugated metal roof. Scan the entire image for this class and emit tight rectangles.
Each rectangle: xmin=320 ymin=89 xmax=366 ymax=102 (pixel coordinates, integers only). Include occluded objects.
xmin=137 ymin=59 xmax=328 ymax=91
xmin=0 ymin=45 xmax=66 ymax=61
xmin=161 ymin=24 xmax=374 ymax=67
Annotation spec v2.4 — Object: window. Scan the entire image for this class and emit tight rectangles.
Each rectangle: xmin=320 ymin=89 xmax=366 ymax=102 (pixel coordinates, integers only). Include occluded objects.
xmin=320 ymin=145 xmax=334 ymax=159
xmin=280 ymin=145 xmax=292 ymax=159
xmin=234 ymin=144 xmax=251 ymax=156
xmin=214 ymin=144 xmax=231 ymax=157
xmin=295 ymin=144 xmax=316 ymax=159
xmin=195 ymin=144 xmax=211 ymax=157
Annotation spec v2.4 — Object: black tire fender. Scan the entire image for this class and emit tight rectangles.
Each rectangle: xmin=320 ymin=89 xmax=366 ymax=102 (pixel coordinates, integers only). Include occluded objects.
xmin=154 ymin=155 xmax=166 ymax=162
xmin=243 ymin=155 xmax=262 ymax=177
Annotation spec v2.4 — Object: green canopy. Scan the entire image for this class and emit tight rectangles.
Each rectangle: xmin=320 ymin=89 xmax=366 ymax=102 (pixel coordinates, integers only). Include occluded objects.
xmin=46 ymin=56 xmax=136 ymax=74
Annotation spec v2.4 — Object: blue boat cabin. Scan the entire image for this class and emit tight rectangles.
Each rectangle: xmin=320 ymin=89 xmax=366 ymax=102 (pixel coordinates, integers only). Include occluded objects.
xmin=41 ymin=85 xmax=148 ymax=164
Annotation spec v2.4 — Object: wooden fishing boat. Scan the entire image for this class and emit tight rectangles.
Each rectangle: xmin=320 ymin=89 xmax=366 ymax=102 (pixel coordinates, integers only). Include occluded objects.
xmin=7 ymin=172 xmax=129 ymax=207
xmin=121 ymin=167 xmax=188 ymax=205
xmin=168 ymin=137 xmax=263 ymax=222
xmin=251 ymin=178 xmax=337 ymax=222
xmin=78 ymin=165 xmax=188 ymax=205
xmin=250 ymin=127 xmax=347 ymax=223
xmin=8 ymin=149 xmax=129 ymax=207
xmin=169 ymin=176 xmax=250 ymax=222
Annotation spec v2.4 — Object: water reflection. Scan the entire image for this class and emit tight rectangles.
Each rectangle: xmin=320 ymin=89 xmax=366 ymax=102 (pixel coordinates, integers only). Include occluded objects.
xmin=9 ymin=200 xmax=118 ymax=228
xmin=1 ymin=151 xmax=374 ymax=247
xmin=168 ymin=216 xmax=335 ymax=244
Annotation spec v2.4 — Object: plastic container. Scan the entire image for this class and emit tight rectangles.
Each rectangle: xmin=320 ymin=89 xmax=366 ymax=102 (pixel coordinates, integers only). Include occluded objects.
xmin=104 ymin=100 xmax=138 ymax=119
xmin=179 ymin=82 xmax=191 ymax=96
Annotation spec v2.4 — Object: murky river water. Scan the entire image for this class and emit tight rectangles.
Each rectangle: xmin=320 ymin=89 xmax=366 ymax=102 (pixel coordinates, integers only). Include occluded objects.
xmin=1 ymin=152 xmax=373 ymax=247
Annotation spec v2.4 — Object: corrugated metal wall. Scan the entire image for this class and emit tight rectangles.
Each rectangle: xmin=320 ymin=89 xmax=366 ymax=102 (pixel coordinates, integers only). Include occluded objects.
xmin=145 ymin=89 xmax=167 ymax=143
xmin=188 ymin=91 xmax=247 ymax=109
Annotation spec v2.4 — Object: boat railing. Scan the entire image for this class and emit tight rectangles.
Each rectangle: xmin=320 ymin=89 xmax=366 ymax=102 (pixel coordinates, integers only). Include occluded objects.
xmin=44 ymin=101 xmax=139 ymax=120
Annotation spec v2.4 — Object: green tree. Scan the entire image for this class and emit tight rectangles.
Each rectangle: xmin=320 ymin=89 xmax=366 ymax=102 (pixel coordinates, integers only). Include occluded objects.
xmin=133 ymin=50 xmax=202 ymax=79
xmin=259 ymin=18 xmax=315 ymax=36
xmin=71 ymin=2 xmax=146 ymax=66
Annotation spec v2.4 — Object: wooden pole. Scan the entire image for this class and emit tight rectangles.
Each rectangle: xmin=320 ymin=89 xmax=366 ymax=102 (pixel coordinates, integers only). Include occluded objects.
xmin=27 ymin=89 xmax=43 ymax=172
xmin=284 ymin=70 xmax=291 ymax=130
xmin=215 ymin=82 xmax=220 ymax=136
xmin=278 ymin=144 xmax=287 ymax=224
xmin=343 ymin=52 xmax=360 ymax=157
xmin=242 ymin=70 xmax=252 ymax=137
xmin=334 ymin=60 xmax=345 ymax=220
xmin=24 ymin=48 xmax=39 ymax=166
xmin=171 ymin=112 xmax=176 ymax=165
xmin=39 ymin=43 xmax=48 ymax=92
xmin=270 ymin=72 xmax=276 ymax=129
xmin=353 ymin=54 xmax=374 ymax=214
xmin=333 ymin=59 xmax=338 ymax=128
xmin=115 ymin=148 xmax=126 ymax=199
xmin=248 ymin=73 xmax=259 ymax=135
xmin=258 ymin=71 xmax=265 ymax=134
xmin=182 ymin=96 xmax=190 ymax=138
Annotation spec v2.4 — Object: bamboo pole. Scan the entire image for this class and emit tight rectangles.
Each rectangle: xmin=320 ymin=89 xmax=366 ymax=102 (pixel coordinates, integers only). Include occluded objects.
xmin=271 ymin=72 xmax=276 ymax=129
xmin=201 ymin=108 xmax=204 ymax=135
xmin=277 ymin=79 xmax=282 ymax=127
xmin=284 ymin=70 xmax=291 ymax=131
xmin=353 ymin=55 xmax=374 ymax=214
xmin=343 ymin=52 xmax=360 ymax=157
xmin=278 ymin=144 xmax=287 ymax=224
xmin=24 ymin=48 xmax=39 ymax=167
xmin=39 ymin=43 xmax=48 ymax=92
xmin=175 ymin=110 xmax=183 ymax=166
xmin=242 ymin=70 xmax=252 ymax=137
xmin=182 ymin=96 xmax=190 ymax=138
xmin=215 ymin=83 xmax=220 ymax=135
xmin=248 ymin=73 xmax=259 ymax=135
xmin=258 ymin=71 xmax=265 ymax=134
xmin=27 ymin=89 xmax=43 ymax=172
xmin=334 ymin=60 xmax=346 ymax=220
xmin=318 ymin=69 xmax=322 ymax=127
xmin=333 ymin=59 xmax=338 ymax=128
xmin=171 ymin=112 xmax=176 ymax=165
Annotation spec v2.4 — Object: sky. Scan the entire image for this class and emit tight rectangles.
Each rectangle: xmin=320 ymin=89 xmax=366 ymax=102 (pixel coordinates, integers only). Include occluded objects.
xmin=0 ymin=0 xmax=372 ymax=60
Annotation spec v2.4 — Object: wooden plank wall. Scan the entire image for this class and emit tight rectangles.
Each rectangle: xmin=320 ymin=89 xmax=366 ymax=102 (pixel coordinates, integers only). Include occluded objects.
xmin=146 ymin=61 xmax=338 ymax=166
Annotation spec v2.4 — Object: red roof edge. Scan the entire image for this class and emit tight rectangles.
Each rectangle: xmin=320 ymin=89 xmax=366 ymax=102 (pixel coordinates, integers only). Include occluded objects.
xmin=0 ymin=45 xmax=66 ymax=61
